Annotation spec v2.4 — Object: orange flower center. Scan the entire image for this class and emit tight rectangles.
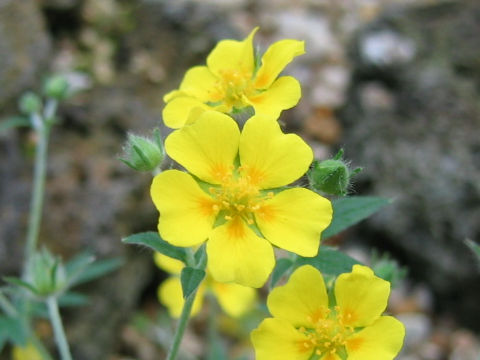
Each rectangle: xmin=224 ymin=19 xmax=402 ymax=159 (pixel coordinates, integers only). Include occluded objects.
xmin=210 ymin=69 xmax=255 ymax=110
xmin=298 ymin=307 xmax=354 ymax=357
xmin=208 ymin=166 xmax=272 ymax=225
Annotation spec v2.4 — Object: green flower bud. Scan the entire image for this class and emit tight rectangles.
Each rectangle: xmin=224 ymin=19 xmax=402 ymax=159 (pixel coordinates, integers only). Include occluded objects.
xmin=120 ymin=129 xmax=164 ymax=172
xmin=28 ymin=248 xmax=66 ymax=296
xmin=19 ymin=92 xmax=42 ymax=115
xmin=43 ymin=75 xmax=70 ymax=99
xmin=371 ymin=251 xmax=407 ymax=288
xmin=308 ymin=149 xmax=362 ymax=196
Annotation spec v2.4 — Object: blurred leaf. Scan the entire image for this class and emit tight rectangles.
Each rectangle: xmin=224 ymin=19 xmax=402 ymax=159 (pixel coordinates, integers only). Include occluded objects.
xmin=322 ymin=196 xmax=391 ymax=239
xmin=294 ymin=247 xmax=361 ymax=277
xmin=465 ymin=239 xmax=480 ymax=262
xmin=65 ymin=252 xmax=95 ymax=282
xmin=269 ymin=258 xmax=293 ymax=290
xmin=58 ymin=292 xmax=89 ymax=307
xmin=0 ymin=315 xmax=29 ymax=348
xmin=0 ymin=116 xmax=30 ymax=132
xmin=180 ymin=267 xmax=205 ymax=299
xmin=207 ymin=337 xmax=228 ymax=360
xmin=69 ymin=257 xmax=123 ymax=286
xmin=123 ymin=231 xmax=187 ymax=263
xmin=2 ymin=277 xmax=38 ymax=295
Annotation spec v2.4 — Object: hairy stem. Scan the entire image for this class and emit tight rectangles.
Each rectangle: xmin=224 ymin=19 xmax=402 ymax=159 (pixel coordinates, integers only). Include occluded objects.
xmin=47 ymin=297 xmax=73 ymax=360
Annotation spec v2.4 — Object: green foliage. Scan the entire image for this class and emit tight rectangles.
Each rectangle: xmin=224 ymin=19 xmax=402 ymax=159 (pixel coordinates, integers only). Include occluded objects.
xmin=122 ymin=231 xmax=187 ymax=263
xmin=43 ymin=75 xmax=70 ymax=100
xmin=294 ymin=247 xmax=361 ymax=277
xmin=465 ymin=239 xmax=480 ymax=268
xmin=180 ymin=267 xmax=206 ymax=299
xmin=322 ymin=196 xmax=391 ymax=239
xmin=269 ymin=258 xmax=294 ymax=289
xmin=19 ymin=92 xmax=42 ymax=115
xmin=67 ymin=256 xmax=123 ymax=286
xmin=0 ymin=116 xmax=30 ymax=132
xmin=0 ymin=315 xmax=28 ymax=348
xmin=371 ymin=250 xmax=407 ymax=288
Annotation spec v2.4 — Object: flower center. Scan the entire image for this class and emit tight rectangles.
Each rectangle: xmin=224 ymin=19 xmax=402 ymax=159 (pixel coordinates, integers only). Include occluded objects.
xmin=298 ymin=307 xmax=354 ymax=357
xmin=208 ymin=166 xmax=272 ymax=225
xmin=212 ymin=69 xmax=254 ymax=109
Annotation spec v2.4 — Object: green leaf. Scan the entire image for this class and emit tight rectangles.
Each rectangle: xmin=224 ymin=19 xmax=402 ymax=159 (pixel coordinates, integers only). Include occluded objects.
xmin=0 ymin=315 xmax=29 ymax=347
xmin=322 ymin=196 xmax=391 ymax=239
xmin=69 ymin=257 xmax=123 ymax=286
xmin=0 ymin=116 xmax=30 ymax=132
xmin=122 ymin=232 xmax=187 ymax=263
xmin=58 ymin=292 xmax=89 ymax=307
xmin=180 ymin=267 xmax=205 ymax=299
xmin=294 ymin=247 xmax=361 ymax=277
xmin=269 ymin=258 xmax=293 ymax=290
xmin=2 ymin=277 xmax=38 ymax=295
xmin=465 ymin=239 xmax=480 ymax=263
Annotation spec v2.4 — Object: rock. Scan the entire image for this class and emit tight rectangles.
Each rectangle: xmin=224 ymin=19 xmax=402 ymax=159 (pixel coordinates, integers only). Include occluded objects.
xmin=341 ymin=0 xmax=480 ymax=330
xmin=0 ymin=0 xmax=51 ymax=106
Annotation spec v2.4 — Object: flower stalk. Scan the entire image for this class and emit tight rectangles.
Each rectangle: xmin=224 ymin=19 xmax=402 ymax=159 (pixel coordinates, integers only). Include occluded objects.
xmin=166 ymin=249 xmax=207 ymax=360
xmin=47 ymin=297 xmax=73 ymax=360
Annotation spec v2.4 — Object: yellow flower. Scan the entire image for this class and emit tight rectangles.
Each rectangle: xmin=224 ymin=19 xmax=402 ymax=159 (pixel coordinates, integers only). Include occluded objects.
xmin=150 ymin=111 xmax=332 ymax=287
xmin=12 ymin=342 xmax=43 ymax=360
xmin=163 ymin=27 xmax=305 ymax=128
xmin=154 ymin=252 xmax=256 ymax=318
xmin=251 ymin=265 xmax=405 ymax=360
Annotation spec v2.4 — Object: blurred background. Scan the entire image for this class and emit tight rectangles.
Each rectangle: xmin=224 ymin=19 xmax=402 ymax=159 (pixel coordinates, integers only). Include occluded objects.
xmin=0 ymin=0 xmax=479 ymax=359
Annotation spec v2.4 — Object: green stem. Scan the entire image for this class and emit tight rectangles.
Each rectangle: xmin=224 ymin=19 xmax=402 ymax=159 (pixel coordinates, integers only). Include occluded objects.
xmin=166 ymin=247 xmax=207 ymax=360
xmin=24 ymin=112 xmax=51 ymax=271
xmin=47 ymin=297 xmax=73 ymax=360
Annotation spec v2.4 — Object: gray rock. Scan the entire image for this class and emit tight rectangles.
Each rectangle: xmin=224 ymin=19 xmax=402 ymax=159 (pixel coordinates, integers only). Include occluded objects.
xmin=342 ymin=0 xmax=480 ymax=330
xmin=0 ymin=0 xmax=51 ymax=106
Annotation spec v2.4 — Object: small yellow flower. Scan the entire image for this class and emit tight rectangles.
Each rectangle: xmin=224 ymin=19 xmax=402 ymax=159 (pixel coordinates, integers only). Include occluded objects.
xmin=162 ymin=27 xmax=305 ymax=128
xmin=154 ymin=252 xmax=256 ymax=318
xmin=150 ymin=111 xmax=332 ymax=287
xmin=251 ymin=265 xmax=405 ymax=360
xmin=12 ymin=342 xmax=43 ymax=360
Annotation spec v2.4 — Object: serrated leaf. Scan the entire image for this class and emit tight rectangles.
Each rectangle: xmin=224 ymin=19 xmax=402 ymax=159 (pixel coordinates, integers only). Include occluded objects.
xmin=294 ymin=247 xmax=361 ymax=277
xmin=180 ymin=267 xmax=205 ymax=299
xmin=322 ymin=196 xmax=391 ymax=239
xmin=0 ymin=116 xmax=30 ymax=132
xmin=69 ymin=257 xmax=123 ymax=286
xmin=2 ymin=277 xmax=38 ymax=295
xmin=122 ymin=232 xmax=187 ymax=263
xmin=269 ymin=258 xmax=293 ymax=289
xmin=58 ymin=292 xmax=89 ymax=307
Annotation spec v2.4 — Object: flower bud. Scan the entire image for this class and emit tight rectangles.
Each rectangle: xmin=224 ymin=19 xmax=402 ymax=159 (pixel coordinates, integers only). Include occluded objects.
xmin=120 ymin=129 xmax=164 ymax=172
xmin=308 ymin=149 xmax=362 ymax=196
xmin=43 ymin=75 xmax=69 ymax=99
xmin=19 ymin=92 xmax=42 ymax=115
xmin=371 ymin=251 xmax=407 ymax=288
xmin=27 ymin=248 xmax=66 ymax=296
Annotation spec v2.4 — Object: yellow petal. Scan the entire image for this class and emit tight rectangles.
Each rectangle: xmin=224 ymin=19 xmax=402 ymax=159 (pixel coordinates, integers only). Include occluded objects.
xmin=256 ymin=188 xmax=332 ymax=256
xmin=212 ymin=280 xmax=257 ymax=317
xmin=163 ymin=89 xmax=185 ymax=103
xmin=162 ymin=97 xmax=212 ymax=129
xmin=12 ymin=342 xmax=43 ymax=360
xmin=178 ymin=66 xmax=219 ymax=102
xmin=207 ymin=27 xmax=258 ymax=77
xmin=158 ymin=277 xmax=205 ymax=318
xmin=239 ymin=115 xmax=312 ymax=188
xmin=267 ymin=265 xmax=329 ymax=328
xmin=334 ymin=265 xmax=391 ymax=327
xmin=151 ymin=170 xmax=216 ymax=247
xmin=165 ymin=111 xmax=240 ymax=184
xmin=346 ymin=316 xmax=405 ymax=360
xmin=206 ymin=218 xmax=275 ymax=288
xmin=153 ymin=252 xmax=184 ymax=275
xmin=254 ymin=39 xmax=305 ymax=89
xmin=248 ymin=76 xmax=301 ymax=118
xmin=251 ymin=318 xmax=312 ymax=360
